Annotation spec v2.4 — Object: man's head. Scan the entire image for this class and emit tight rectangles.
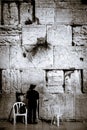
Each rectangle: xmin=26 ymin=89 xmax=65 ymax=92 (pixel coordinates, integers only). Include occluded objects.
xmin=29 ymin=84 xmax=36 ymax=90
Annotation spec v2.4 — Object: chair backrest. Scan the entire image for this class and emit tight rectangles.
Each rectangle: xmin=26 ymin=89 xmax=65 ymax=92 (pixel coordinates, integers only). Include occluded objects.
xmin=13 ymin=102 xmax=26 ymax=114
xmin=50 ymin=105 xmax=60 ymax=116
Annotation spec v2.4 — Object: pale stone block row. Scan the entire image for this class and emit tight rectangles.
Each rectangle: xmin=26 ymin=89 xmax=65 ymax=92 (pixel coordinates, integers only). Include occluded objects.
xmin=1 ymin=0 xmax=87 ymax=26
xmin=10 ymin=45 xmax=53 ymax=69
xmin=1 ymin=68 xmax=45 ymax=94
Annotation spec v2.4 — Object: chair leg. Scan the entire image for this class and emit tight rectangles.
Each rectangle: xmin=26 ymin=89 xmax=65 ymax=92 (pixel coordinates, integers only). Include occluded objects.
xmin=51 ymin=116 xmax=53 ymax=125
xmin=14 ymin=115 xmax=16 ymax=125
xmin=25 ymin=115 xmax=27 ymax=125
xmin=56 ymin=115 xmax=59 ymax=127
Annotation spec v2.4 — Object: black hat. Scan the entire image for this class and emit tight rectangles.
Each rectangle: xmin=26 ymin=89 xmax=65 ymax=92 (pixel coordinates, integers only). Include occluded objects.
xmin=29 ymin=84 xmax=36 ymax=90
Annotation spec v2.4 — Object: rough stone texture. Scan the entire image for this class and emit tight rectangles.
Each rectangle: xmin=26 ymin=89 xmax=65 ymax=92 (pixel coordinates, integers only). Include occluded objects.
xmin=0 ymin=0 xmax=87 ymax=121
xmin=55 ymin=9 xmax=73 ymax=24
xmin=22 ymin=25 xmax=46 ymax=45
xmin=73 ymin=26 xmax=87 ymax=46
xmin=54 ymin=46 xmax=84 ymax=69
xmin=72 ymin=9 xmax=87 ymax=25
xmin=0 ymin=46 xmax=9 ymax=69
xmin=36 ymin=7 xmax=54 ymax=24
xmin=0 ymin=35 xmax=21 ymax=45
xmin=20 ymin=2 xmax=32 ymax=25
xmin=47 ymin=25 xmax=72 ymax=46
xmin=75 ymin=95 xmax=87 ymax=120
xmin=10 ymin=45 xmax=53 ymax=69
xmin=46 ymin=70 xmax=64 ymax=93
xmin=0 ymin=1 xmax=1 ymax=25
xmin=3 ymin=3 xmax=18 ymax=25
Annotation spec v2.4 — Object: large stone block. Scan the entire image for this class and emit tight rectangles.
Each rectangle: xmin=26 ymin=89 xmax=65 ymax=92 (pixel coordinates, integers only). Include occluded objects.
xmin=72 ymin=9 xmax=87 ymax=25
xmin=55 ymin=9 xmax=73 ymax=24
xmin=22 ymin=25 xmax=46 ymax=45
xmin=21 ymin=69 xmax=45 ymax=92
xmin=10 ymin=45 xmax=53 ymax=68
xmin=36 ymin=7 xmax=54 ymax=24
xmin=28 ymin=46 xmax=53 ymax=68
xmin=46 ymin=70 xmax=64 ymax=93
xmin=0 ymin=46 xmax=9 ymax=68
xmin=47 ymin=25 xmax=72 ymax=46
xmin=64 ymin=94 xmax=75 ymax=119
xmin=73 ymin=26 xmax=87 ymax=46
xmin=54 ymin=46 xmax=85 ymax=69
xmin=10 ymin=45 xmax=32 ymax=69
xmin=75 ymin=95 xmax=87 ymax=119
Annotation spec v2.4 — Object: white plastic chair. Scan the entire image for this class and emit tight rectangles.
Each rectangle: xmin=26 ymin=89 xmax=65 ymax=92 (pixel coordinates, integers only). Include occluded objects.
xmin=50 ymin=105 xmax=62 ymax=127
xmin=13 ymin=102 xmax=27 ymax=125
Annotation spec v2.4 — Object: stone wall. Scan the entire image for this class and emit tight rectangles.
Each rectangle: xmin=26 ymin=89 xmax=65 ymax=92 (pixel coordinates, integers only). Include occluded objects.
xmin=0 ymin=0 xmax=87 ymax=121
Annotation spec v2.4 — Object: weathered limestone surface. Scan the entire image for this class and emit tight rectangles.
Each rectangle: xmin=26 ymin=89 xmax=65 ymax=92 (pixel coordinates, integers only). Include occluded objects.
xmin=0 ymin=46 xmax=9 ymax=68
xmin=0 ymin=1 xmax=1 ymax=25
xmin=0 ymin=0 xmax=87 ymax=121
xmin=22 ymin=25 xmax=46 ymax=45
xmin=55 ymin=9 xmax=73 ymax=24
xmin=36 ymin=7 xmax=54 ymax=24
xmin=75 ymin=95 xmax=87 ymax=120
xmin=10 ymin=45 xmax=53 ymax=68
xmin=20 ymin=2 xmax=32 ymax=25
xmin=83 ymin=69 xmax=87 ymax=93
xmin=3 ymin=3 xmax=18 ymax=25
xmin=73 ymin=26 xmax=87 ymax=46
xmin=54 ymin=46 xmax=85 ymax=69
xmin=47 ymin=25 xmax=72 ymax=46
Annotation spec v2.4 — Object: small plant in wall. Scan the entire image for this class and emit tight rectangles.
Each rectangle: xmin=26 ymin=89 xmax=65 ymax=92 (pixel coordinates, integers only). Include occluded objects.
xmin=29 ymin=37 xmax=51 ymax=57
xmin=22 ymin=37 xmax=51 ymax=61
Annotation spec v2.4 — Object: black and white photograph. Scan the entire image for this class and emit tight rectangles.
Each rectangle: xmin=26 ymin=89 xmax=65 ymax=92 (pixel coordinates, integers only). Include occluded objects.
xmin=0 ymin=0 xmax=87 ymax=130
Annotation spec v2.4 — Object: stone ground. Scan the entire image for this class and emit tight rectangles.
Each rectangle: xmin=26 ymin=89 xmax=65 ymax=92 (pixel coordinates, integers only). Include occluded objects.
xmin=0 ymin=120 xmax=87 ymax=130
